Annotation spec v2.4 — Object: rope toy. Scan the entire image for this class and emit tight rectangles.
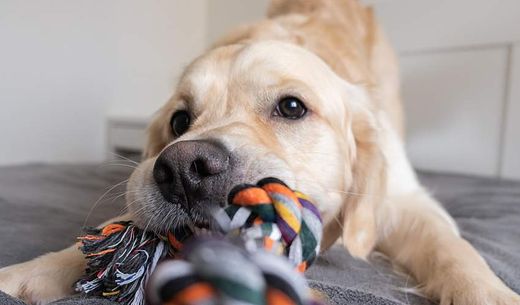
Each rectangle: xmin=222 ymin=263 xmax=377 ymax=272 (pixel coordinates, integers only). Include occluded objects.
xmin=75 ymin=177 xmax=324 ymax=305
xmin=148 ymin=238 xmax=322 ymax=305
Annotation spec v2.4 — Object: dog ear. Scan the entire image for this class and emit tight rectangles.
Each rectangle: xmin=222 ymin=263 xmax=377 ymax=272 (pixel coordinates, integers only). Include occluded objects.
xmin=321 ymin=83 xmax=387 ymax=260
xmin=342 ymin=104 xmax=386 ymax=259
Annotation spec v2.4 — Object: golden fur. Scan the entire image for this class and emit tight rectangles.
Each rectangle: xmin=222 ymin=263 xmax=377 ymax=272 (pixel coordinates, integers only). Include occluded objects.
xmin=1 ymin=1 xmax=519 ymax=304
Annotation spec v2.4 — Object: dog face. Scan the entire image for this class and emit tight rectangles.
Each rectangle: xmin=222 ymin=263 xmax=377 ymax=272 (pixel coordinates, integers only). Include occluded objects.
xmin=126 ymin=41 xmax=384 ymax=253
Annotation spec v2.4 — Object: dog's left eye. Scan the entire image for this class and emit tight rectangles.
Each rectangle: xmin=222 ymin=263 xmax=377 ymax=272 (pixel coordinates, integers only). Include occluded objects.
xmin=170 ymin=110 xmax=191 ymax=137
xmin=274 ymin=96 xmax=307 ymax=120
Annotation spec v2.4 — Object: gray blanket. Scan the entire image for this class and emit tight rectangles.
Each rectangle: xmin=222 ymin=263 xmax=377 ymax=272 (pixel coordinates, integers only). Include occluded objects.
xmin=0 ymin=164 xmax=519 ymax=305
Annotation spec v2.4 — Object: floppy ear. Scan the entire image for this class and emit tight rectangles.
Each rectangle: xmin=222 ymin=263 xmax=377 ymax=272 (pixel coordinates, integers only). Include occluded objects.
xmin=322 ymin=86 xmax=387 ymax=260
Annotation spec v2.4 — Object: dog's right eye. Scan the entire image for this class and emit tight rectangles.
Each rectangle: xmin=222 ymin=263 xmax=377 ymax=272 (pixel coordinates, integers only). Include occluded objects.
xmin=274 ymin=96 xmax=307 ymax=120
xmin=170 ymin=110 xmax=191 ymax=137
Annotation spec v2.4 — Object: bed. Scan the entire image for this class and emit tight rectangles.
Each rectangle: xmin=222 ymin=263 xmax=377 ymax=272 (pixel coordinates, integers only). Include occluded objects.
xmin=1 ymin=164 xmax=519 ymax=305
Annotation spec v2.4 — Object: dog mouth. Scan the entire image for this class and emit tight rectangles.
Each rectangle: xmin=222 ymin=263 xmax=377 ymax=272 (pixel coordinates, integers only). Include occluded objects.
xmin=127 ymin=189 xmax=215 ymax=236
xmin=184 ymin=207 xmax=213 ymax=230
xmin=152 ymin=196 xmax=222 ymax=236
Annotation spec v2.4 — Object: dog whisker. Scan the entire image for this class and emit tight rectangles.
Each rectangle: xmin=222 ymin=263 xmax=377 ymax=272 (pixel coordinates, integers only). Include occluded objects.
xmin=120 ymin=198 xmax=144 ymax=215
xmin=99 ymin=163 xmax=139 ymax=170
xmin=333 ymin=213 xmax=344 ymax=231
xmin=107 ymin=152 xmax=141 ymax=166
xmin=106 ymin=189 xmax=148 ymax=203
xmin=291 ymin=177 xmax=384 ymax=198
xmin=83 ymin=178 xmax=129 ymax=226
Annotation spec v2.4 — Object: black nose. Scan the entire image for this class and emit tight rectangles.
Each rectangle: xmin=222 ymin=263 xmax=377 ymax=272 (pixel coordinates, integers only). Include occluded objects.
xmin=153 ymin=140 xmax=230 ymax=205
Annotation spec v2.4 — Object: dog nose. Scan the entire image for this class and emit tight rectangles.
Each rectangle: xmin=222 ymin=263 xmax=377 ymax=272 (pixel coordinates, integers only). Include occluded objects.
xmin=153 ymin=140 xmax=230 ymax=204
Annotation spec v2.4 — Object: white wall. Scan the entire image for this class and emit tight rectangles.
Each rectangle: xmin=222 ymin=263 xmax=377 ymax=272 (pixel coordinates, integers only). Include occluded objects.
xmin=0 ymin=1 xmax=207 ymax=165
xmin=109 ymin=0 xmax=207 ymax=119
xmin=0 ymin=1 xmax=115 ymax=165
xmin=206 ymin=0 xmax=268 ymax=44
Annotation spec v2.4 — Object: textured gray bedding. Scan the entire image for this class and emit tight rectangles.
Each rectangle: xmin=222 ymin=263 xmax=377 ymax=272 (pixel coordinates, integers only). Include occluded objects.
xmin=0 ymin=164 xmax=519 ymax=305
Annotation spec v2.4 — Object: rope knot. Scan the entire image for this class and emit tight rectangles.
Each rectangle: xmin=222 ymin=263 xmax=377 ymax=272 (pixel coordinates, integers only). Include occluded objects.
xmin=148 ymin=238 xmax=320 ymax=305
xmin=215 ymin=177 xmax=322 ymax=271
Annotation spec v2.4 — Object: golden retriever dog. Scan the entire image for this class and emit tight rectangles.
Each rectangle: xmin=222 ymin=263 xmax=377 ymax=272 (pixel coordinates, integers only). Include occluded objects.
xmin=1 ymin=0 xmax=519 ymax=304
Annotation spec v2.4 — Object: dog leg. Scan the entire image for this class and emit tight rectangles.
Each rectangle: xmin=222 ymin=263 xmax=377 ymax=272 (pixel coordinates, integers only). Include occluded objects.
xmin=0 ymin=214 xmax=131 ymax=305
xmin=0 ymin=245 xmax=86 ymax=305
xmin=378 ymin=191 xmax=520 ymax=305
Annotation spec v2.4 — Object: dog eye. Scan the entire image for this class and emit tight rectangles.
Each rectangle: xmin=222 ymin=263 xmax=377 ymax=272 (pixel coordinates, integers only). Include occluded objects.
xmin=274 ymin=96 xmax=307 ymax=120
xmin=170 ymin=110 xmax=191 ymax=137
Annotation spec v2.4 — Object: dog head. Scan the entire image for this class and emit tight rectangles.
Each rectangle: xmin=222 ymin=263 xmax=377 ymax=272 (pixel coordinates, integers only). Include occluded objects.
xmin=127 ymin=40 xmax=386 ymax=258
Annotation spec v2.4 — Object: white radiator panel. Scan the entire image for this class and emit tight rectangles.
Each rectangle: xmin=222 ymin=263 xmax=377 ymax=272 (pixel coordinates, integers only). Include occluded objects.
xmin=402 ymin=48 xmax=509 ymax=176
xmin=502 ymin=44 xmax=520 ymax=180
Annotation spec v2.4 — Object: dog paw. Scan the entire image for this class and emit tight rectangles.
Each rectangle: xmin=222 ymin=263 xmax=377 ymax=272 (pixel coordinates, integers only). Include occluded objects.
xmin=442 ymin=289 xmax=520 ymax=305
xmin=0 ymin=260 xmax=76 ymax=305
xmin=436 ymin=276 xmax=520 ymax=305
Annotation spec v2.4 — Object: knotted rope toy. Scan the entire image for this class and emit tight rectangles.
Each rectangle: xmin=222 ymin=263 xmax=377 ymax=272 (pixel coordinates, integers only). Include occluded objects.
xmin=76 ymin=178 xmax=324 ymax=305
